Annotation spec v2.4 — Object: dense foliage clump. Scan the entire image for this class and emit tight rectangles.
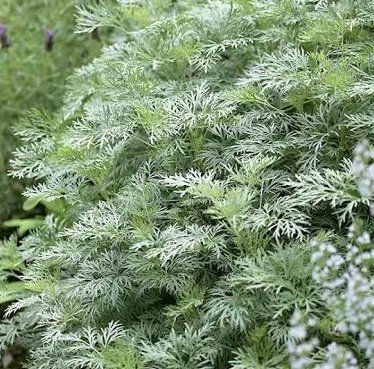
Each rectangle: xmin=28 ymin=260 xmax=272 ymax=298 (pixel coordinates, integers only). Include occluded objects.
xmin=0 ymin=0 xmax=101 ymax=227
xmin=0 ymin=1 xmax=373 ymax=368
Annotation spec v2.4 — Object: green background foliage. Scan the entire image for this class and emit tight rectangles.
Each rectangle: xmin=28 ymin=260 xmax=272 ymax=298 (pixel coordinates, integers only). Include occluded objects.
xmin=0 ymin=0 xmax=101 ymax=229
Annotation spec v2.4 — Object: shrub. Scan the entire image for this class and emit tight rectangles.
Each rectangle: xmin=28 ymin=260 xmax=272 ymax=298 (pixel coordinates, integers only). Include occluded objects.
xmin=1 ymin=1 xmax=373 ymax=368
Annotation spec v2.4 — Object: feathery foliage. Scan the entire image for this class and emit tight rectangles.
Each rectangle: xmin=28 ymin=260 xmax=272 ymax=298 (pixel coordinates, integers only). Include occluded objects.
xmin=1 ymin=0 xmax=373 ymax=368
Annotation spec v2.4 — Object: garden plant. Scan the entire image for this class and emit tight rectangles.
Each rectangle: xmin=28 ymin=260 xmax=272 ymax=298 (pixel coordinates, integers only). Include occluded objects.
xmin=0 ymin=1 xmax=373 ymax=369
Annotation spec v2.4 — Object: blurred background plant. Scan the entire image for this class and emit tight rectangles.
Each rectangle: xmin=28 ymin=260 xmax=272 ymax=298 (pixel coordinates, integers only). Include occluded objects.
xmin=0 ymin=0 xmax=102 ymax=235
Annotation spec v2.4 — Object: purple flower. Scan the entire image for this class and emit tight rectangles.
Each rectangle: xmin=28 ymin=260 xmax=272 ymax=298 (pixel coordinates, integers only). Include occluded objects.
xmin=45 ymin=29 xmax=54 ymax=51
xmin=0 ymin=24 xmax=10 ymax=48
xmin=0 ymin=24 xmax=6 ymax=36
